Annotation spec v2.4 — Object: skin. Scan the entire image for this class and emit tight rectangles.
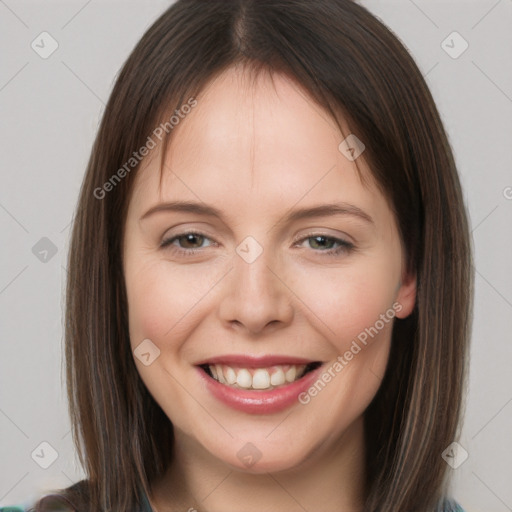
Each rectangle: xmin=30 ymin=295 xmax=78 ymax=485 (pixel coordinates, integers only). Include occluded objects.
xmin=123 ymin=64 xmax=416 ymax=512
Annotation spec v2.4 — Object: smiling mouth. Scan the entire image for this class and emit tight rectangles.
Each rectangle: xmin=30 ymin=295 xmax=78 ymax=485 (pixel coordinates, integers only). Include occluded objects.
xmin=199 ymin=362 xmax=322 ymax=391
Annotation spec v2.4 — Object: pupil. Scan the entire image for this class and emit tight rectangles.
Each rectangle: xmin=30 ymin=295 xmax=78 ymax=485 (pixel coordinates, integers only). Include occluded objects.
xmin=183 ymin=234 xmax=202 ymax=248
xmin=312 ymin=236 xmax=332 ymax=249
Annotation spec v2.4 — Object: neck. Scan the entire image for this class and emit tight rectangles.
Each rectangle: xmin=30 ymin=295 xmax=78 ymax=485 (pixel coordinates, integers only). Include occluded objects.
xmin=150 ymin=416 xmax=366 ymax=512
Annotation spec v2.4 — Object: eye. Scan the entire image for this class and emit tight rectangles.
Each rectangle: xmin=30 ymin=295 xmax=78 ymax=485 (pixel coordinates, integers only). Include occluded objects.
xmin=160 ymin=232 xmax=215 ymax=256
xmin=160 ymin=231 xmax=355 ymax=258
xmin=294 ymin=234 xmax=354 ymax=256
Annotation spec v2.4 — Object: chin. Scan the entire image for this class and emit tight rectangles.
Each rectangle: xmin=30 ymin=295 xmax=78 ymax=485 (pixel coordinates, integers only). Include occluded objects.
xmin=201 ymin=432 xmax=320 ymax=475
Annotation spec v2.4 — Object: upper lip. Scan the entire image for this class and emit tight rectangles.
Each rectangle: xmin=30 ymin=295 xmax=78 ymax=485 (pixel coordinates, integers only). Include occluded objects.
xmin=195 ymin=354 xmax=321 ymax=368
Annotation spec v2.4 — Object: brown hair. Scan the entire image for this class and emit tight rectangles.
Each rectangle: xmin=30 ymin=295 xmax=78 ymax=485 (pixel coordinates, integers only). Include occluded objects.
xmin=31 ymin=0 xmax=473 ymax=510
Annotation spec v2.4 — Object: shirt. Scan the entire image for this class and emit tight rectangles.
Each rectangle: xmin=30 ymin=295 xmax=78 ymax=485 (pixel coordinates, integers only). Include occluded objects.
xmin=136 ymin=489 xmax=467 ymax=512
xmin=0 ymin=489 xmax=466 ymax=511
xmin=139 ymin=489 xmax=152 ymax=512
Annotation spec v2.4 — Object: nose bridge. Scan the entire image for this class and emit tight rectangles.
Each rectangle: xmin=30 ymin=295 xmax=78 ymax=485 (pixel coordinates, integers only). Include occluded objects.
xmin=236 ymin=235 xmax=276 ymax=295
xmin=219 ymin=234 xmax=293 ymax=333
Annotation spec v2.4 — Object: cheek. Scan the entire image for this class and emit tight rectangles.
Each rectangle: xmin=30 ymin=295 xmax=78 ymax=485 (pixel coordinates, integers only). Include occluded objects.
xmin=124 ymin=257 xmax=221 ymax=351
xmin=288 ymin=253 xmax=400 ymax=348
xmin=125 ymin=264 xmax=171 ymax=348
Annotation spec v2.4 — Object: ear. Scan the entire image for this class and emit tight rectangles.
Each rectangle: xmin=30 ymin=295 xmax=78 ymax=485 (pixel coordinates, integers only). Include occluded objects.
xmin=394 ymin=271 xmax=416 ymax=319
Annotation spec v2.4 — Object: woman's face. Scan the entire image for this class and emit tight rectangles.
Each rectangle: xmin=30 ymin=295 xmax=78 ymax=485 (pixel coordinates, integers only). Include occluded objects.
xmin=123 ymin=66 xmax=416 ymax=473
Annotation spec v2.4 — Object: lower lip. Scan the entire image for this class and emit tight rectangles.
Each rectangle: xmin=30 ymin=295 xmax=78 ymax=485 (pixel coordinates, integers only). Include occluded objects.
xmin=196 ymin=364 xmax=324 ymax=414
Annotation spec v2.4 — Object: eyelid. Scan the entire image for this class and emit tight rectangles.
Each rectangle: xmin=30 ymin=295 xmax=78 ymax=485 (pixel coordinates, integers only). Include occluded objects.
xmin=291 ymin=229 xmax=354 ymax=246
xmin=161 ymin=226 xmax=354 ymax=246
xmin=292 ymin=232 xmax=355 ymax=254
xmin=160 ymin=231 xmax=216 ymax=249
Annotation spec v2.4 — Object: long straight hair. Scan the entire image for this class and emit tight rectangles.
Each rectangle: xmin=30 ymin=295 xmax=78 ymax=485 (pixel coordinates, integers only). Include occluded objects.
xmin=32 ymin=1 xmax=473 ymax=510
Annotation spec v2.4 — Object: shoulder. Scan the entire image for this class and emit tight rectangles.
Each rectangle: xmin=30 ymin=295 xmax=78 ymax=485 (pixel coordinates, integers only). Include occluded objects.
xmin=0 ymin=495 xmax=75 ymax=512
xmin=5 ymin=480 xmax=153 ymax=512
xmin=29 ymin=494 xmax=77 ymax=511
xmin=0 ymin=493 xmax=77 ymax=512
xmin=3 ymin=480 xmax=89 ymax=512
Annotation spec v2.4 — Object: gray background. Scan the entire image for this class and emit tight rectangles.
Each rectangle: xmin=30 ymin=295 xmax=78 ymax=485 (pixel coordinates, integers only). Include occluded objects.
xmin=1 ymin=1 xmax=511 ymax=510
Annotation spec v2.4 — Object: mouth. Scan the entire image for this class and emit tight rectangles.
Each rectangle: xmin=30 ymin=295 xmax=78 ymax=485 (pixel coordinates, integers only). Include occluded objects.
xmin=198 ymin=361 xmax=323 ymax=391
xmin=195 ymin=355 xmax=326 ymax=414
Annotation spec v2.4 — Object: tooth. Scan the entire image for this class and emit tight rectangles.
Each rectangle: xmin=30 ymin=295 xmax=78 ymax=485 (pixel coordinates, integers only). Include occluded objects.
xmin=224 ymin=366 xmax=237 ymax=385
xmin=285 ymin=366 xmax=297 ymax=383
xmin=209 ymin=363 xmax=307 ymax=389
xmin=216 ymin=364 xmax=225 ymax=384
xmin=252 ymin=369 xmax=271 ymax=389
xmin=236 ymin=369 xmax=252 ymax=388
xmin=270 ymin=368 xmax=286 ymax=386
xmin=296 ymin=364 xmax=307 ymax=378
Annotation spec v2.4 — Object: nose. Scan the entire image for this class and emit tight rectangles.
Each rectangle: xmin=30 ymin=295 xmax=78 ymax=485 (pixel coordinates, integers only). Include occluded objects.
xmin=218 ymin=243 xmax=294 ymax=336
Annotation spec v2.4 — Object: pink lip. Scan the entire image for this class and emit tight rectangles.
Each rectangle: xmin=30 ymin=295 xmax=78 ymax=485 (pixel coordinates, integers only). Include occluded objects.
xmin=196 ymin=362 xmax=324 ymax=414
xmin=195 ymin=354 xmax=317 ymax=368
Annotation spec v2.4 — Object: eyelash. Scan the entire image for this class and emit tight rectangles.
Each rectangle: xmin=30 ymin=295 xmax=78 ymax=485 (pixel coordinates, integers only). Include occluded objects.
xmin=159 ymin=232 xmax=355 ymax=258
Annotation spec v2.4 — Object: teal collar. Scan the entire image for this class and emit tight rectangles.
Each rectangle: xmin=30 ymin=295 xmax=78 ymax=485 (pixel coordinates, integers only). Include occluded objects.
xmin=139 ymin=487 xmax=153 ymax=512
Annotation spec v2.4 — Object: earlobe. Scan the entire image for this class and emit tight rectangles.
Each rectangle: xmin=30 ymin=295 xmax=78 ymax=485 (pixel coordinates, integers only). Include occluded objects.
xmin=394 ymin=273 xmax=417 ymax=319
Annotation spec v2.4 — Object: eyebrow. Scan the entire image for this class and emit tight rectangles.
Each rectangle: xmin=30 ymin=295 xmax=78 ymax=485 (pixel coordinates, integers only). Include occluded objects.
xmin=140 ymin=200 xmax=374 ymax=225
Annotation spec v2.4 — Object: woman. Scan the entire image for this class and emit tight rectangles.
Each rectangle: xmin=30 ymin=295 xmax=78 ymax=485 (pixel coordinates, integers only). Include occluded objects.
xmin=28 ymin=0 xmax=473 ymax=510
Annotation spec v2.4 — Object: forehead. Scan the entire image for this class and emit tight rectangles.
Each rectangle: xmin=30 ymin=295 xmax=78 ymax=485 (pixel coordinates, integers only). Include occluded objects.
xmin=130 ymin=66 xmax=383 ymax=219
xmin=167 ymin=67 xmax=343 ymax=173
